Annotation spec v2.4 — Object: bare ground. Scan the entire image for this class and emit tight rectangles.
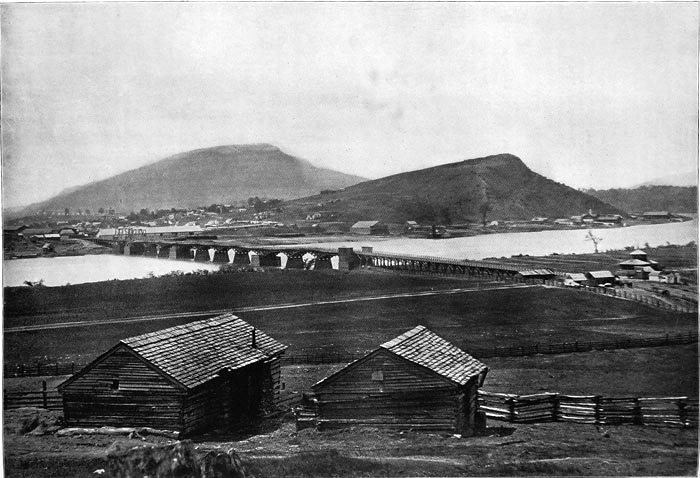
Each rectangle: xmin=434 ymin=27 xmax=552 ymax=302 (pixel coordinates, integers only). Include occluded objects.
xmin=3 ymin=411 xmax=697 ymax=477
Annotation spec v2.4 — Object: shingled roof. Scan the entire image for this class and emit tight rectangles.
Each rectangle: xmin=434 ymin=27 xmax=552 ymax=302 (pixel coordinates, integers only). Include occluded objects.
xmin=379 ymin=326 xmax=488 ymax=386
xmin=117 ymin=314 xmax=286 ymax=389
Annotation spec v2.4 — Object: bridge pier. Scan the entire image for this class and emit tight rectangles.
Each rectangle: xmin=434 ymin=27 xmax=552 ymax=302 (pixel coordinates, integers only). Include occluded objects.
xmin=208 ymin=248 xmax=230 ymax=263
xmin=338 ymin=248 xmax=360 ymax=271
xmin=231 ymin=250 xmax=251 ymax=265
xmin=258 ymin=253 xmax=282 ymax=267
xmin=192 ymin=248 xmax=211 ymax=262
xmin=284 ymin=255 xmax=306 ymax=269
xmin=314 ymin=256 xmax=334 ymax=270
xmin=143 ymin=243 xmax=158 ymax=257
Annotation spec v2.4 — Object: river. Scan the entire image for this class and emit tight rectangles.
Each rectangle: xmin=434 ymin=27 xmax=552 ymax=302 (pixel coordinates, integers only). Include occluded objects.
xmin=304 ymin=219 xmax=698 ymax=260
xmin=3 ymin=219 xmax=696 ymax=287
xmin=2 ymin=254 xmax=221 ymax=287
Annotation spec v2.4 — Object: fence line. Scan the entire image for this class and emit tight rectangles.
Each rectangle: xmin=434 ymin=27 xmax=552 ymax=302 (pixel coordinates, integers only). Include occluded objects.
xmin=4 ymin=361 xmax=77 ymax=378
xmin=4 ymin=381 xmax=62 ymax=411
xmin=478 ymin=390 xmax=698 ymax=428
xmin=532 ymin=279 xmax=698 ymax=314
xmin=280 ymin=332 xmax=697 ymax=364
xmin=5 ymin=332 xmax=696 ymax=376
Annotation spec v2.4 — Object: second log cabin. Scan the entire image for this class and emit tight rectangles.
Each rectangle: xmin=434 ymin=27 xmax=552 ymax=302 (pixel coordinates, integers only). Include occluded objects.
xmin=310 ymin=325 xmax=489 ymax=435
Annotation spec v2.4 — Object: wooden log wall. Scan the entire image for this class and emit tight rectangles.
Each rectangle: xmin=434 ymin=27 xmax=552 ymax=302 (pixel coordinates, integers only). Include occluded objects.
xmin=311 ymin=350 xmax=485 ymax=432
xmin=313 ymin=349 xmax=457 ymax=401
xmin=182 ymin=363 xmax=266 ymax=435
xmin=316 ymin=389 xmax=460 ymax=431
xmin=61 ymin=347 xmax=185 ymax=431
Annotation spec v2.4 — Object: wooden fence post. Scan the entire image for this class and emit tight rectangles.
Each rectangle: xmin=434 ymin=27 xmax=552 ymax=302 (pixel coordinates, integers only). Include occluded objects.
xmin=552 ymin=394 xmax=560 ymax=422
xmin=508 ymin=398 xmax=516 ymax=422
xmin=633 ymin=398 xmax=642 ymax=425
xmin=678 ymin=399 xmax=687 ymax=427
xmin=36 ymin=362 xmax=41 ymax=376
xmin=72 ymin=362 xmax=75 ymax=374
xmin=42 ymin=381 xmax=47 ymax=409
xmin=594 ymin=396 xmax=602 ymax=425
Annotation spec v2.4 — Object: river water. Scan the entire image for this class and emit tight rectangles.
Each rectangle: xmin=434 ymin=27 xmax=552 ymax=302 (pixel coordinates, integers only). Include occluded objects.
xmin=305 ymin=219 xmax=699 ymax=260
xmin=3 ymin=219 xmax=696 ymax=287
xmin=2 ymin=254 xmax=221 ymax=287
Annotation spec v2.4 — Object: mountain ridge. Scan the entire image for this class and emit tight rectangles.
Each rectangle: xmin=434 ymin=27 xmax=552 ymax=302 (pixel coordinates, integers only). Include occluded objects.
xmin=285 ymin=153 xmax=626 ymax=223
xmin=21 ymin=144 xmax=366 ymax=213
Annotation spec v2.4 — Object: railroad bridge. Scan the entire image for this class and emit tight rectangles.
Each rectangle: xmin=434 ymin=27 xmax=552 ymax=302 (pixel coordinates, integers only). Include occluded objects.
xmin=93 ymin=238 xmax=529 ymax=277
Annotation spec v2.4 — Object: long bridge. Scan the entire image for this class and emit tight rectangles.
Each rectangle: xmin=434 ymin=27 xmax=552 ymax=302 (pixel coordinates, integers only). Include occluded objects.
xmin=91 ymin=237 xmax=533 ymax=279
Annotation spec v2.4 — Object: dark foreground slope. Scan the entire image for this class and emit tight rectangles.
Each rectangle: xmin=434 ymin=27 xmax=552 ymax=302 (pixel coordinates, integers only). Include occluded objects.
xmin=285 ymin=154 xmax=624 ymax=224
xmin=23 ymin=144 xmax=365 ymax=213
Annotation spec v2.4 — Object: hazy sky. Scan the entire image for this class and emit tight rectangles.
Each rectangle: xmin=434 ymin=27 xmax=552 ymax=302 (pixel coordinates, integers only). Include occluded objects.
xmin=2 ymin=2 xmax=698 ymax=208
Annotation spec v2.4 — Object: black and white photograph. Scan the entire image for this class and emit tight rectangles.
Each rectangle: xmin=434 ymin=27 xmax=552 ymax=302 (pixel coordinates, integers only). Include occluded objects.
xmin=1 ymin=2 xmax=698 ymax=476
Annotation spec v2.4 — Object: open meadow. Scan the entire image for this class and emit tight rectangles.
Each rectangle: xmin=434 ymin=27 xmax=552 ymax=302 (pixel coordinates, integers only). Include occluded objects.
xmin=4 ymin=270 xmax=696 ymax=364
xmin=3 ymin=268 xmax=698 ymax=477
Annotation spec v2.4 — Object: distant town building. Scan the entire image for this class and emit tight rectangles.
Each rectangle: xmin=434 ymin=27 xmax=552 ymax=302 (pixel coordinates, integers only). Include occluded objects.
xmin=96 ymin=225 xmax=203 ymax=240
xmin=586 ymin=270 xmax=615 ymax=286
xmin=350 ymin=221 xmax=389 ymax=235
xmin=516 ymin=269 xmax=556 ymax=281
xmin=596 ymin=214 xmax=623 ymax=224
xmin=642 ymin=211 xmax=671 ymax=220
xmin=581 ymin=213 xmax=596 ymax=224
xmin=3 ymin=225 xmax=28 ymax=241
xmin=565 ymin=273 xmax=588 ymax=284
xmin=404 ymin=220 xmax=419 ymax=232
xmin=618 ymin=259 xmax=651 ymax=270
xmin=629 ymin=249 xmax=648 ymax=261
xmin=59 ymin=228 xmax=78 ymax=240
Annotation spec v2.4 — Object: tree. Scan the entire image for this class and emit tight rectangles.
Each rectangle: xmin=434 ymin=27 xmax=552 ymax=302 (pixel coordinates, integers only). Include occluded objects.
xmin=98 ymin=207 xmax=105 ymax=214
xmin=64 ymin=208 xmax=70 ymax=216
xmin=479 ymin=201 xmax=492 ymax=226
xmin=585 ymin=230 xmax=603 ymax=253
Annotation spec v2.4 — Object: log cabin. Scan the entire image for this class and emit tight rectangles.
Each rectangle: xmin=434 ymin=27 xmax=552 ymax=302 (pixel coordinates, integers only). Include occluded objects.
xmin=310 ymin=325 xmax=489 ymax=435
xmin=57 ymin=314 xmax=286 ymax=436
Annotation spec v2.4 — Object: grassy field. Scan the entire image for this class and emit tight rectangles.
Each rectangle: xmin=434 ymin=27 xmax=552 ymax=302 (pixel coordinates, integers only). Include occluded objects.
xmin=4 ymin=279 xmax=696 ymax=364
xmin=3 ymin=268 xmax=698 ymax=477
xmin=3 ymin=269 xmax=475 ymax=327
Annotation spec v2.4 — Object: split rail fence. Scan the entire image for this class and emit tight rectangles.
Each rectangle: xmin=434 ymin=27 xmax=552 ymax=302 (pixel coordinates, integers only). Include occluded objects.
xmin=5 ymin=332 xmax=697 ymax=376
xmin=478 ymin=390 xmax=698 ymax=428
xmin=534 ymin=279 xmax=698 ymax=314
